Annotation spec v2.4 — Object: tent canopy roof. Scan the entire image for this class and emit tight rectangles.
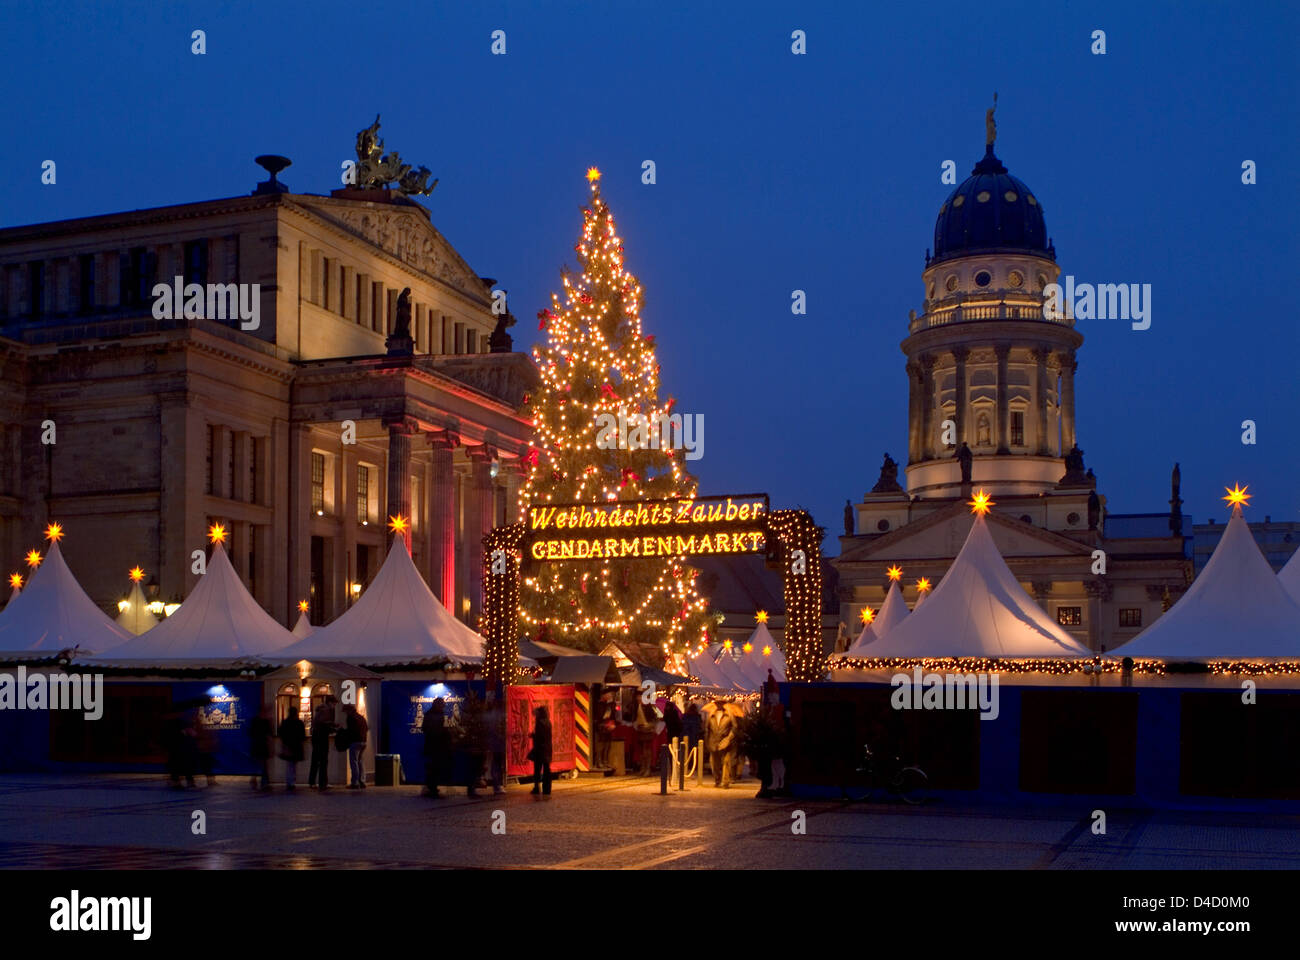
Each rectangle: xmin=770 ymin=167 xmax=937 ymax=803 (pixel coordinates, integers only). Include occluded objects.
xmin=279 ymin=537 xmax=484 ymax=665
xmin=0 ymin=540 xmax=131 ymax=655
xmin=104 ymin=542 xmax=296 ymax=662
xmin=1119 ymin=510 xmax=1300 ymax=659
xmin=863 ymin=513 xmax=1090 ymax=659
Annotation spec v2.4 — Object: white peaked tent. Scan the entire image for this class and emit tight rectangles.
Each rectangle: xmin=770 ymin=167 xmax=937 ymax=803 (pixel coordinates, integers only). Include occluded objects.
xmin=115 ymin=578 xmax=159 ymax=636
xmin=844 ymin=580 xmax=909 ymax=655
xmin=1118 ymin=509 xmax=1300 ymax=659
xmin=291 ymin=610 xmax=314 ymax=639
xmin=713 ymin=645 xmax=758 ymax=690
xmin=687 ymin=647 xmax=741 ymax=690
xmin=103 ymin=541 xmax=297 ymax=661
xmin=864 ymin=513 xmax=1090 ymax=658
xmin=0 ymin=541 xmax=131 ymax=654
xmin=737 ymin=620 xmax=786 ymax=684
xmin=279 ymin=536 xmax=484 ymax=664
xmin=7 ymin=578 xmax=19 ymax=605
xmin=1279 ymin=547 xmax=1300 ymax=606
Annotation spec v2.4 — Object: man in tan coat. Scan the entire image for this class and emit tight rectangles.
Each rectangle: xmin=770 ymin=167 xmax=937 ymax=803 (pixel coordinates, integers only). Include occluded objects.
xmin=706 ymin=707 xmax=737 ymax=788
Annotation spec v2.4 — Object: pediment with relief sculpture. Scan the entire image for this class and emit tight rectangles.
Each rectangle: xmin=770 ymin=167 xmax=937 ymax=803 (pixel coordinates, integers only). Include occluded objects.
xmin=293 ymin=197 xmax=486 ymax=303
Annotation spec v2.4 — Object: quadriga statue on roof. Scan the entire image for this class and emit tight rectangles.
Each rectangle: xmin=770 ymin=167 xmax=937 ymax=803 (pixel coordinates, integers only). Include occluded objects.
xmin=354 ymin=114 xmax=438 ymax=197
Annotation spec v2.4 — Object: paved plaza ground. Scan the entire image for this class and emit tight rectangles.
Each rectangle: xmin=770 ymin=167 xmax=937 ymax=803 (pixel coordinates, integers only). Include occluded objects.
xmin=1 ymin=773 xmax=1297 ymax=870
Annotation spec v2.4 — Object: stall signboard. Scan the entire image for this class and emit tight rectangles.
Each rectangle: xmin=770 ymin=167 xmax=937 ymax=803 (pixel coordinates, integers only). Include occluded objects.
xmin=523 ymin=494 xmax=769 ymax=564
xmin=507 ymin=684 xmax=576 ymax=777
xmin=170 ymin=681 xmax=262 ymax=774
xmin=381 ymin=680 xmax=485 ymax=784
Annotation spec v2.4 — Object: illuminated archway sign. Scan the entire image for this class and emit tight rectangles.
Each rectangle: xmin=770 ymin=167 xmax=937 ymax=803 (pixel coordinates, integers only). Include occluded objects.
xmin=482 ymin=494 xmax=825 ymax=686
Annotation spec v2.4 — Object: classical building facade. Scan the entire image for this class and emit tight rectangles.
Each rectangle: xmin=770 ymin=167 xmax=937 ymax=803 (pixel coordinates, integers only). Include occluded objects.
xmin=835 ymin=128 xmax=1191 ymax=652
xmin=0 ymin=148 xmax=536 ymax=630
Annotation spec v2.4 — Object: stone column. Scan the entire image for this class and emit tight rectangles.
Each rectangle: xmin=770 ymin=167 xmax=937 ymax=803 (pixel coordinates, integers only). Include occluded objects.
xmin=284 ymin=422 xmax=310 ymax=622
xmin=1060 ymin=353 xmax=1077 ymax=453
xmin=905 ymin=361 xmax=921 ymax=464
xmin=384 ymin=415 xmax=418 ymax=550
xmin=427 ymin=429 xmax=459 ymax=608
xmin=1033 ymin=347 xmax=1050 ymax=455
xmin=995 ymin=345 xmax=1010 ymax=454
xmin=159 ymin=392 xmax=208 ymax=603
xmin=502 ymin=456 xmax=526 ymax=525
xmin=467 ymin=445 xmax=498 ymax=625
xmin=920 ymin=354 xmax=936 ymax=460
xmin=952 ymin=347 xmax=970 ymax=446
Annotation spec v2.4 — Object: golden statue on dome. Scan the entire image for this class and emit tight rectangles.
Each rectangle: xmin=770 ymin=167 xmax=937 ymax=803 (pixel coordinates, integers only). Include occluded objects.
xmin=985 ymin=92 xmax=998 ymax=146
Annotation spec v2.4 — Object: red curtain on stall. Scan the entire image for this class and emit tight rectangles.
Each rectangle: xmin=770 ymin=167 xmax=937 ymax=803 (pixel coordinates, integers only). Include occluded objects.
xmin=506 ymin=684 xmax=576 ymax=776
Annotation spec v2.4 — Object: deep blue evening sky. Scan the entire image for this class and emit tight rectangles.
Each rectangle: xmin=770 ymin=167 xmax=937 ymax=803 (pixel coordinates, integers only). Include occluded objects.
xmin=4 ymin=0 xmax=1297 ymax=552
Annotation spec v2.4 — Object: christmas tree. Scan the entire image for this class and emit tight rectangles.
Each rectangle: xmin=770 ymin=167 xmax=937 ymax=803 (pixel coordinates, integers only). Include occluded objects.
xmin=518 ymin=168 xmax=712 ymax=661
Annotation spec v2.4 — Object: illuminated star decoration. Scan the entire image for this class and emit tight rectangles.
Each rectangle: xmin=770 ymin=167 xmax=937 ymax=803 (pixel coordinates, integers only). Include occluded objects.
xmin=9 ymin=573 xmax=21 ymax=589
xmin=762 ymin=645 xmax=772 ymax=656
xmin=886 ymin=564 xmax=903 ymax=582
xmin=755 ymin=610 xmax=769 ymax=624
xmin=388 ymin=514 xmax=410 ymax=535
xmin=44 ymin=522 xmax=64 ymax=543
xmin=1222 ymin=483 xmax=1251 ymax=513
xmin=585 ymin=166 xmax=601 ymax=183
xmin=723 ymin=639 xmax=733 ymax=651
xmin=968 ymin=489 xmax=995 ymax=516
xmin=25 ymin=550 xmax=42 ymax=569
xmin=916 ymin=577 xmax=932 ymax=593
xmin=298 ymin=599 xmax=310 ymax=613
xmin=742 ymin=642 xmax=753 ymax=653
xmin=859 ymin=607 xmax=875 ymax=624
xmin=129 ymin=566 xmax=145 ymax=583
xmin=208 ymin=523 xmax=228 ymax=544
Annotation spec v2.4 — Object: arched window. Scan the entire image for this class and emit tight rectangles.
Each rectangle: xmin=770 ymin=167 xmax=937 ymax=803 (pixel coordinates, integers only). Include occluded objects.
xmin=276 ymin=682 xmax=298 ymax=728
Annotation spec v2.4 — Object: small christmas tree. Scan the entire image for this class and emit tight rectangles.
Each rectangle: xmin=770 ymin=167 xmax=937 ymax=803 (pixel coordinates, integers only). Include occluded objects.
xmin=519 ymin=168 xmax=712 ymax=661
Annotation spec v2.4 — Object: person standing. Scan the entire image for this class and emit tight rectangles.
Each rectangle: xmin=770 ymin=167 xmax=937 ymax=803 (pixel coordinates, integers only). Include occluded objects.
xmin=634 ymin=700 xmax=659 ymax=776
xmin=343 ymin=704 xmax=368 ymax=789
xmin=663 ymin=699 xmax=684 ymax=773
xmin=309 ymin=698 xmax=335 ymax=790
xmin=769 ymin=702 xmax=789 ymax=796
xmin=682 ymin=702 xmax=703 ymax=763
xmin=249 ymin=704 xmax=273 ymax=792
xmin=530 ymin=705 xmax=553 ymax=797
xmin=594 ymin=691 xmax=615 ymax=769
xmin=707 ymin=706 xmax=736 ymax=788
xmin=422 ymin=698 xmax=448 ymax=798
xmin=278 ymin=705 xmax=306 ymax=792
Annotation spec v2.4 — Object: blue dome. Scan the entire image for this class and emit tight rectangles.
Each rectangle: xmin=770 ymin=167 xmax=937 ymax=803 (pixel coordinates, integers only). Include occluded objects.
xmin=931 ymin=146 xmax=1052 ymax=266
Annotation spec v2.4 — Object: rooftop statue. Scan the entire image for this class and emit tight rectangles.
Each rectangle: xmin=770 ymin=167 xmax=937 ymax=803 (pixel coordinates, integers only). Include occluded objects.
xmin=985 ymin=92 xmax=998 ymax=146
xmin=354 ymin=115 xmax=438 ymax=197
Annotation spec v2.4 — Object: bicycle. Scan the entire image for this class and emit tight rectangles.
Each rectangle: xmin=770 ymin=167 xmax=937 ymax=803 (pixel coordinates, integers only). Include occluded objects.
xmin=839 ymin=743 xmax=928 ymax=805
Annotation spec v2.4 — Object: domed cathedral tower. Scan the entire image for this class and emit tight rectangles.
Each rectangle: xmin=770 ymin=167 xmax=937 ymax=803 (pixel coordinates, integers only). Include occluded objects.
xmin=905 ymin=112 xmax=1081 ymax=497
xmin=834 ymin=102 xmax=1193 ymax=653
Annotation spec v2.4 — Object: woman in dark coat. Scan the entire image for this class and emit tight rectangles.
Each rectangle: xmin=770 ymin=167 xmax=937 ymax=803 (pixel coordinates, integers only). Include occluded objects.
xmin=422 ymin=698 xmax=449 ymax=798
xmin=277 ymin=704 xmax=306 ymax=792
xmin=530 ymin=705 xmax=553 ymax=797
xmin=249 ymin=704 xmax=273 ymax=791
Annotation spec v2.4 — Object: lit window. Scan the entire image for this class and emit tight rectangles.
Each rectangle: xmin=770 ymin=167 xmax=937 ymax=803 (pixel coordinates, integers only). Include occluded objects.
xmin=1119 ymin=608 xmax=1142 ymax=628
xmin=1057 ymin=606 xmax=1082 ymax=627
xmin=311 ymin=453 xmax=325 ymax=514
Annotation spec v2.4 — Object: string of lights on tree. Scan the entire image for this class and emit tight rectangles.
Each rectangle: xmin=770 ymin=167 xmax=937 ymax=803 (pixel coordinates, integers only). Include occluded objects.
xmin=766 ymin=509 xmax=825 ymax=683
xmin=517 ymin=168 xmax=712 ymax=656
xmin=482 ymin=521 xmax=524 ymax=687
